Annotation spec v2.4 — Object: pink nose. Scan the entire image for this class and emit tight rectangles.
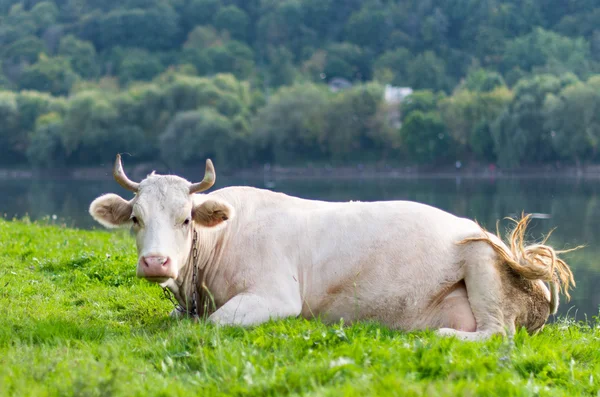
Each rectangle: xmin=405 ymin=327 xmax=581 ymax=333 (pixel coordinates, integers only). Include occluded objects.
xmin=139 ymin=255 xmax=173 ymax=279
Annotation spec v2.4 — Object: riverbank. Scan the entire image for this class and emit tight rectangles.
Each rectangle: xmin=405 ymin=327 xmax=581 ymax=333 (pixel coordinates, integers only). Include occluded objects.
xmin=1 ymin=219 xmax=599 ymax=396
xmin=2 ymin=161 xmax=600 ymax=181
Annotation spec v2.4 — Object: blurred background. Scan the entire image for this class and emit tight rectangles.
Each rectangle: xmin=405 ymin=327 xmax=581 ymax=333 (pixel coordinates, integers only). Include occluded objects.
xmin=0 ymin=0 xmax=599 ymax=319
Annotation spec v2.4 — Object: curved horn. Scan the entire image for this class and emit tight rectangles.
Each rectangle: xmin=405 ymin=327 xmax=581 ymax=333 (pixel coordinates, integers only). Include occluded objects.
xmin=113 ymin=154 xmax=139 ymax=192
xmin=189 ymin=159 xmax=216 ymax=194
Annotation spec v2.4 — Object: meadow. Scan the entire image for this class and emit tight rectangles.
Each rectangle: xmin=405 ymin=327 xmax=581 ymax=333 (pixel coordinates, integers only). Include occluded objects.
xmin=1 ymin=218 xmax=599 ymax=396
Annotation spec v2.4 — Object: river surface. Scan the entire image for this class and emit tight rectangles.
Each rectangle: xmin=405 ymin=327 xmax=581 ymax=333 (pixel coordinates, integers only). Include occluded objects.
xmin=1 ymin=174 xmax=599 ymax=321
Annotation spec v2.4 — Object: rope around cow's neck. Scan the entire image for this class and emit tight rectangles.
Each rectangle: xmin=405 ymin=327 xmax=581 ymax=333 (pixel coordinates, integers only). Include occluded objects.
xmin=162 ymin=229 xmax=199 ymax=319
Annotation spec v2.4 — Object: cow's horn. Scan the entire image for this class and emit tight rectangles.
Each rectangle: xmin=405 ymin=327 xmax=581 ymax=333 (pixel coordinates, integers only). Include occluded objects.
xmin=189 ymin=159 xmax=216 ymax=194
xmin=113 ymin=154 xmax=140 ymax=192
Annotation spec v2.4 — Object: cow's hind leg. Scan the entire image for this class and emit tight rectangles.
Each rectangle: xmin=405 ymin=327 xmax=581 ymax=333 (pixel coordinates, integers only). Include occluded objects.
xmin=436 ymin=242 xmax=509 ymax=341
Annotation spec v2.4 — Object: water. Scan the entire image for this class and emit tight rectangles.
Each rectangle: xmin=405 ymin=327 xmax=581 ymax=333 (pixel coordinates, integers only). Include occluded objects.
xmin=1 ymin=174 xmax=599 ymax=320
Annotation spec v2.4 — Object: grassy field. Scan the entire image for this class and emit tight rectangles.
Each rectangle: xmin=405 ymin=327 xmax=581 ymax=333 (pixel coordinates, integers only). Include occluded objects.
xmin=1 ymin=219 xmax=599 ymax=396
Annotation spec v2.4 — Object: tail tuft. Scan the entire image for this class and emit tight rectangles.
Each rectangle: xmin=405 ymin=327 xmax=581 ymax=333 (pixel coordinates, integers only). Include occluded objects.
xmin=459 ymin=214 xmax=581 ymax=312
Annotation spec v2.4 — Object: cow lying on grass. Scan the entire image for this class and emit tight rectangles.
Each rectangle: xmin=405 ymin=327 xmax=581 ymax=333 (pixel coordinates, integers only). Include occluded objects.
xmin=89 ymin=155 xmax=578 ymax=340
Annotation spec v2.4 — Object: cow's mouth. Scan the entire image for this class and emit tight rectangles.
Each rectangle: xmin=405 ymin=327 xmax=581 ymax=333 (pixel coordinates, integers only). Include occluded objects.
xmin=143 ymin=276 xmax=172 ymax=283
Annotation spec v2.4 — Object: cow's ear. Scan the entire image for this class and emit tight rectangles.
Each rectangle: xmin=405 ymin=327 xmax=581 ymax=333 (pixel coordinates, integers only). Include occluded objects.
xmin=193 ymin=199 xmax=235 ymax=228
xmin=89 ymin=194 xmax=133 ymax=228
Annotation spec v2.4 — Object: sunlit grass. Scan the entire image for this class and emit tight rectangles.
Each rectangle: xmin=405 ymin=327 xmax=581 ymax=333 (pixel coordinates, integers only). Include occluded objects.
xmin=1 ymin=218 xmax=599 ymax=396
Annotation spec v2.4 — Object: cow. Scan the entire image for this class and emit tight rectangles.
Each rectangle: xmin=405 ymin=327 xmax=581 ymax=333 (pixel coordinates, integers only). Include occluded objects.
xmin=89 ymin=155 xmax=578 ymax=340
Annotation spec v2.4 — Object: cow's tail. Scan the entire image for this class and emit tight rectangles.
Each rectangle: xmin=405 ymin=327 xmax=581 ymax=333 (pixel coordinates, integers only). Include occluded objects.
xmin=459 ymin=214 xmax=580 ymax=315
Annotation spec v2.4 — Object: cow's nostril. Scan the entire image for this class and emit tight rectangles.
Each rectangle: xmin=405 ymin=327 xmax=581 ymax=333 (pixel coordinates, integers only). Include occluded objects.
xmin=137 ymin=255 xmax=175 ymax=280
xmin=142 ymin=256 xmax=170 ymax=268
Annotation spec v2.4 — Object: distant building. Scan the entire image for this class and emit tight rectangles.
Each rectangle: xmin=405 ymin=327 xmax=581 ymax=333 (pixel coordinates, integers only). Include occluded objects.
xmin=383 ymin=85 xmax=413 ymax=129
xmin=384 ymin=85 xmax=413 ymax=104
xmin=328 ymin=77 xmax=353 ymax=92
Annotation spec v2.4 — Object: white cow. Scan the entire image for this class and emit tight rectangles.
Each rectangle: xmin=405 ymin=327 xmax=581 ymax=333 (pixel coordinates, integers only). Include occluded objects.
xmin=89 ymin=155 xmax=578 ymax=340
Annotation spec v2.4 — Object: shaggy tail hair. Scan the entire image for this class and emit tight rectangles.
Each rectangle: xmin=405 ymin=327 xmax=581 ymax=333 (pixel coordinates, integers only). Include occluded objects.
xmin=459 ymin=213 xmax=581 ymax=314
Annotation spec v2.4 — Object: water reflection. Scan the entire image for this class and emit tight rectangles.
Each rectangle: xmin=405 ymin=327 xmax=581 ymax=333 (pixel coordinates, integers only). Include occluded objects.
xmin=1 ymin=175 xmax=598 ymax=320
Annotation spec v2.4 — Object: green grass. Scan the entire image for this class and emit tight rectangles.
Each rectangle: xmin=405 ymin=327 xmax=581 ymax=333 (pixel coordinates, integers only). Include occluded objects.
xmin=1 ymin=219 xmax=599 ymax=396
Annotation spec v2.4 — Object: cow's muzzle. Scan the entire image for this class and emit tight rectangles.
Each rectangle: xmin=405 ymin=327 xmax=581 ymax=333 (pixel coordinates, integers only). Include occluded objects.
xmin=137 ymin=255 xmax=177 ymax=281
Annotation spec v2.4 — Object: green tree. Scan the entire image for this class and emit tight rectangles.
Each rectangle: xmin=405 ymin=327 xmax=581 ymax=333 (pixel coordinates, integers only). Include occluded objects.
xmin=544 ymin=79 xmax=600 ymax=165
xmin=61 ymin=90 xmax=117 ymax=158
xmin=3 ymin=4 xmax=36 ymax=36
xmin=502 ymin=28 xmax=593 ymax=79
xmin=80 ymin=5 xmax=180 ymax=51
xmin=27 ymin=112 xmax=66 ymax=167
xmin=440 ymin=86 xmax=513 ymax=161
xmin=30 ymin=1 xmax=59 ymax=33
xmin=214 ymin=5 xmax=249 ymax=42
xmin=58 ymin=35 xmax=99 ymax=79
xmin=463 ymin=69 xmax=506 ymax=93
xmin=182 ymin=0 xmax=220 ymax=33
xmin=16 ymin=90 xmax=64 ymax=134
xmin=256 ymin=0 xmax=317 ymax=61
xmin=117 ymin=49 xmax=164 ymax=85
xmin=184 ymin=26 xmax=223 ymax=49
xmin=399 ymin=110 xmax=453 ymax=165
xmin=323 ymin=42 xmax=372 ymax=81
xmin=373 ymin=48 xmax=412 ymax=85
xmin=471 ymin=26 xmax=506 ymax=68
xmin=181 ymin=48 xmax=213 ymax=76
xmin=157 ymin=72 xmax=253 ymax=124
xmin=2 ymin=36 xmax=46 ymax=65
xmin=252 ymin=83 xmax=328 ymax=164
xmin=401 ymin=90 xmax=445 ymax=116
xmin=322 ymin=83 xmax=391 ymax=162
xmin=61 ymin=90 xmax=146 ymax=164
xmin=205 ymin=41 xmax=254 ymax=79
xmin=18 ymin=55 xmax=79 ymax=96
xmin=421 ymin=7 xmax=450 ymax=47
xmin=345 ymin=7 xmax=393 ymax=53
xmin=0 ymin=91 xmax=23 ymax=164
xmin=491 ymin=74 xmax=571 ymax=168
xmin=406 ymin=51 xmax=451 ymax=92
xmin=159 ymin=108 xmax=240 ymax=166
xmin=115 ymin=82 xmax=169 ymax=144
xmin=266 ymin=46 xmax=296 ymax=87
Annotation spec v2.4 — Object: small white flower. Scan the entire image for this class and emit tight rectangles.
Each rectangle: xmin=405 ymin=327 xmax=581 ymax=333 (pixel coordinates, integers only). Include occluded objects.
xmin=329 ymin=357 xmax=354 ymax=368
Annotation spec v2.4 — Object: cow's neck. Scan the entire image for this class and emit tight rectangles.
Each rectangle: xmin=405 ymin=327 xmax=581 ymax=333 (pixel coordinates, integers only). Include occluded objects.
xmin=167 ymin=225 xmax=226 ymax=317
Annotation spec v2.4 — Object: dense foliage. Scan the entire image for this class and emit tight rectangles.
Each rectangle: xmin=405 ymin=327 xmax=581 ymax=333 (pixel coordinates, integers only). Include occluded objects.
xmin=2 ymin=0 xmax=600 ymax=168
xmin=1 ymin=218 xmax=600 ymax=395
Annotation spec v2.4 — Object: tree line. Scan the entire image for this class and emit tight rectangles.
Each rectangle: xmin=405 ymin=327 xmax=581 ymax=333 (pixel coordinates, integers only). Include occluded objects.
xmin=2 ymin=68 xmax=600 ymax=169
xmin=1 ymin=0 xmax=600 ymax=168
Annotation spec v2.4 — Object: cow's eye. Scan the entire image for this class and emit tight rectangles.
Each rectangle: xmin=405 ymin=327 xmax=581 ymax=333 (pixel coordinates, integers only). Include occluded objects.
xmin=183 ymin=218 xmax=191 ymax=226
xmin=131 ymin=216 xmax=139 ymax=225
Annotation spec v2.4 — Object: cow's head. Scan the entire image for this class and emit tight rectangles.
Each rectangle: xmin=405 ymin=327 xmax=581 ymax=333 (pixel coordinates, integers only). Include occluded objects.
xmin=89 ymin=155 xmax=234 ymax=283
